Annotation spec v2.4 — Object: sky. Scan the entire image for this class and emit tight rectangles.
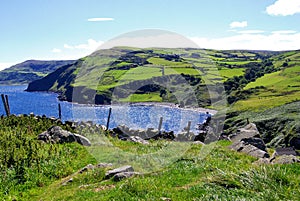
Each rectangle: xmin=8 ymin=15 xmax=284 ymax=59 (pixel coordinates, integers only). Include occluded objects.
xmin=0 ymin=0 xmax=300 ymax=70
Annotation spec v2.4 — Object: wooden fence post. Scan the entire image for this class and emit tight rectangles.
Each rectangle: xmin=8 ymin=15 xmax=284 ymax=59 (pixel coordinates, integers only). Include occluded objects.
xmin=58 ymin=103 xmax=62 ymax=119
xmin=106 ymin=107 xmax=112 ymax=130
xmin=186 ymin=121 xmax=191 ymax=135
xmin=158 ymin=117 xmax=163 ymax=132
xmin=1 ymin=94 xmax=10 ymax=116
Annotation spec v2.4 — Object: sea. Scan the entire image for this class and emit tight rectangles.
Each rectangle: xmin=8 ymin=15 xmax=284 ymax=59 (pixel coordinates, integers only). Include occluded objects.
xmin=0 ymin=85 xmax=208 ymax=133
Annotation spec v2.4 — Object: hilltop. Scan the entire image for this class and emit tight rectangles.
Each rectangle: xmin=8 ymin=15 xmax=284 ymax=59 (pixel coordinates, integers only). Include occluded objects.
xmin=0 ymin=60 xmax=75 ymax=85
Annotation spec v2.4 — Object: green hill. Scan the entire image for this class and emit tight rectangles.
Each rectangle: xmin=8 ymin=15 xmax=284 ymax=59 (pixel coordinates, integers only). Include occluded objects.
xmin=0 ymin=60 xmax=75 ymax=85
xmin=26 ymin=47 xmax=300 ymax=148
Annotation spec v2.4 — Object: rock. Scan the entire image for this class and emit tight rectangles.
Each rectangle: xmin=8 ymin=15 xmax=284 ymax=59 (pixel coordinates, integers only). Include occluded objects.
xmin=160 ymin=197 xmax=172 ymax=201
xmin=38 ymin=126 xmax=91 ymax=146
xmin=96 ymin=163 xmax=113 ymax=168
xmin=271 ymin=155 xmax=300 ymax=164
xmin=192 ymin=141 xmax=205 ymax=145
xmin=128 ymin=136 xmax=149 ymax=145
xmin=230 ymin=123 xmax=261 ymax=142
xmin=61 ymin=177 xmax=73 ymax=186
xmin=73 ymin=133 xmax=91 ymax=146
xmin=241 ymin=137 xmax=267 ymax=151
xmin=146 ymin=128 xmax=159 ymax=138
xmin=105 ymin=165 xmax=134 ymax=179
xmin=112 ymin=172 xmax=141 ymax=181
xmin=230 ymin=141 xmax=269 ymax=158
xmin=78 ymin=164 xmax=94 ymax=174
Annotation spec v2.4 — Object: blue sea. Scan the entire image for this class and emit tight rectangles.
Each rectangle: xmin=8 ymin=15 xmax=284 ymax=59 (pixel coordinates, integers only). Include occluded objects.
xmin=0 ymin=85 xmax=207 ymax=133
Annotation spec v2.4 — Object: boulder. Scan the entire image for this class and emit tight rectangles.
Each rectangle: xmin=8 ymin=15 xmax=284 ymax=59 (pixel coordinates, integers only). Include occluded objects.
xmin=112 ymin=172 xmax=141 ymax=181
xmin=229 ymin=123 xmax=260 ymax=142
xmin=230 ymin=141 xmax=269 ymax=158
xmin=241 ymin=137 xmax=266 ymax=151
xmin=105 ymin=165 xmax=134 ymax=179
xmin=128 ymin=136 xmax=149 ymax=145
xmin=271 ymin=155 xmax=300 ymax=164
xmin=38 ymin=126 xmax=91 ymax=146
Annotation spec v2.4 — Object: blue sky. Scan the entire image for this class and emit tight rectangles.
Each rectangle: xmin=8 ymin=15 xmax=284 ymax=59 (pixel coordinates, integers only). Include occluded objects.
xmin=1 ymin=0 xmax=300 ymax=69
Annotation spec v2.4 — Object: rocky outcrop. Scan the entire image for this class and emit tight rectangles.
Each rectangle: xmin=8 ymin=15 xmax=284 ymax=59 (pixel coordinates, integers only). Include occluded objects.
xmin=38 ymin=126 xmax=91 ymax=146
xmin=229 ymin=123 xmax=269 ymax=158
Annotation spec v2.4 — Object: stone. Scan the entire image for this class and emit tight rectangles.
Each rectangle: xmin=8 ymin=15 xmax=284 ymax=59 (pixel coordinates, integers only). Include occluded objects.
xmin=146 ymin=128 xmax=159 ymax=138
xmin=96 ymin=163 xmax=113 ymax=168
xmin=241 ymin=137 xmax=267 ymax=151
xmin=78 ymin=164 xmax=94 ymax=174
xmin=128 ymin=136 xmax=149 ymax=145
xmin=112 ymin=172 xmax=141 ymax=181
xmin=73 ymin=133 xmax=92 ymax=146
xmin=230 ymin=123 xmax=260 ymax=142
xmin=192 ymin=141 xmax=205 ymax=145
xmin=38 ymin=126 xmax=91 ymax=146
xmin=61 ymin=177 xmax=73 ymax=186
xmin=230 ymin=141 xmax=269 ymax=158
xmin=105 ymin=165 xmax=134 ymax=179
xmin=271 ymin=155 xmax=300 ymax=164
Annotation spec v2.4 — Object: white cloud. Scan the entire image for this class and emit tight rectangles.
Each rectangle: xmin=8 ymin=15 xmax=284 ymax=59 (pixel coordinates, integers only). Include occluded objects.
xmin=51 ymin=48 xmax=62 ymax=53
xmin=271 ymin=30 xmax=297 ymax=34
xmin=266 ymin=0 xmax=300 ymax=16
xmin=230 ymin=21 xmax=248 ymax=28
xmin=64 ymin=39 xmax=103 ymax=50
xmin=87 ymin=18 xmax=114 ymax=22
xmin=237 ymin=30 xmax=265 ymax=34
xmin=48 ymin=39 xmax=104 ymax=60
xmin=190 ymin=31 xmax=300 ymax=50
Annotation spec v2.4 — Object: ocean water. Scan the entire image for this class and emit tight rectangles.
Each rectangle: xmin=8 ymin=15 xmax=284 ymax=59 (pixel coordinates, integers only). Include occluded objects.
xmin=0 ymin=85 xmax=207 ymax=133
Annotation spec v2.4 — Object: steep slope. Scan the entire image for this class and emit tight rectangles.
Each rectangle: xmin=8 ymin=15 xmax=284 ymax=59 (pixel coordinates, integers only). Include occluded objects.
xmin=0 ymin=60 xmax=75 ymax=85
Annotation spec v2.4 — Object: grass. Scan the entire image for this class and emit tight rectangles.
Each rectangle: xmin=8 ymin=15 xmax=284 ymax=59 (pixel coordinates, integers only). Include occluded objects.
xmin=0 ymin=116 xmax=299 ymax=200
xmin=119 ymin=93 xmax=163 ymax=102
xmin=219 ymin=68 xmax=245 ymax=79
xmin=235 ymin=64 xmax=300 ymax=111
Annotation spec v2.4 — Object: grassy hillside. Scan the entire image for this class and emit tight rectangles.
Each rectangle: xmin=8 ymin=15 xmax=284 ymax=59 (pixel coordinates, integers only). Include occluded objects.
xmin=25 ymin=47 xmax=300 ymax=147
xmin=0 ymin=60 xmax=75 ymax=85
xmin=0 ymin=116 xmax=299 ymax=200
xmin=26 ymin=47 xmax=276 ymax=106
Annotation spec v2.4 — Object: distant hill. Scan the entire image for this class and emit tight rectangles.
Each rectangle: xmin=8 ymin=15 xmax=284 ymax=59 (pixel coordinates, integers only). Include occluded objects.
xmin=0 ymin=60 xmax=75 ymax=85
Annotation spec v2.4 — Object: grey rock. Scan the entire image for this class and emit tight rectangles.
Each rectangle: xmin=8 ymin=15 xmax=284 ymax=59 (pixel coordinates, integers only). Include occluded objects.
xmin=61 ymin=177 xmax=73 ymax=186
xmin=271 ymin=155 xmax=300 ymax=164
xmin=105 ymin=165 xmax=134 ymax=179
xmin=241 ymin=137 xmax=267 ymax=151
xmin=38 ymin=126 xmax=91 ymax=146
xmin=146 ymin=128 xmax=159 ymax=137
xmin=96 ymin=163 xmax=113 ymax=168
xmin=74 ymin=133 xmax=91 ymax=146
xmin=112 ymin=172 xmax=141 ymax=181
xmin=128 ymin=136 xmax=149 ymax=145
xmin=230 ymin=141 xmax=269 ymax=158
xmin=78 ymin=164 xmax=94 ymax=174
